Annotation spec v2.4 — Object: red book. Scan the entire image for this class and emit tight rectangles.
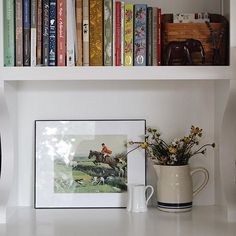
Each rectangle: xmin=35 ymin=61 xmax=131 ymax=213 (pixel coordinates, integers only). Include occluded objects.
xmin=115 ymin=1 xmax=121 ymax=66
xmin=157 ymin=8 xmax=161 ymax=66
xmin=57 ymin=0 xmax=66 ymax=66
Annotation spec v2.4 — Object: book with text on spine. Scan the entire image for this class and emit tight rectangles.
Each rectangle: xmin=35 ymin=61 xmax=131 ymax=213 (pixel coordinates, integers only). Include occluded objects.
xmin=115 ymin=1 xmax=121 ymax=66
xmin=82 ymin=0 xmax=89 ymax=66
xmin=37 ymin=0 xmax=42 ymax=65
xmin=31 ymin=0 xmax=37 ymax=66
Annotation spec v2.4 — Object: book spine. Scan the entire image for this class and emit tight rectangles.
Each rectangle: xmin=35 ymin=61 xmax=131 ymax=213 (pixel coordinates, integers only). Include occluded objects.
xmin=112 ymin=0 xmax=116 ymax=66
xmin=57 ymin=0 xmax=66 ymax=66
xmin=49 ymin=0 xmax=57 ymax=66
xmin=75 ymin=0 xmax=83 ymax=66
xmin=134 ymin=4 xmax=147 ymax=66
xmin=157 ymin=8 xmax=161 ymax=66
xmin=72 ymin=0 xmax=77 ymax=65
xmin=152 ymin=8 xmax=158 ymax=66
xmin=42 ymin=0 xmax=50 ymax=66
xmin=31 ymin=0 xmax=37 ymax=66
xmin=82 ymin=0 xmax=89 ymax=66
xmin=23 ymin=0 xmax=31 ymax=66
xmin=104 ymin=0 xmax=113 ymax=66
xmin=124 ymin=3 xmax=133 ymax=66
xmin=66 ymin=0 xmax=75 ymax=66
xmin=15 ymin=0 xmax=23 ymax=66
xmin=147 ymin=7 xmax=153 ymax=66
xmin=115 ymin=1 xmax=121 ymax=66
xmin=120 ymin=1 xmax=124 ymax=66
xmin=89 ymin=0 xmax=103 ymax=66
xmin=4 ymin=0 xmax=15 ymax=66
xmin=37 ymin=0 xmax=42 ymax=65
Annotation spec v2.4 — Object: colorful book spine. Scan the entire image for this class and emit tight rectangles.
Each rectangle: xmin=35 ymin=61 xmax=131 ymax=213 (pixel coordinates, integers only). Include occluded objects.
xmin=89 ymin=0 xmax=103 ymax=66
xmin=124 ymin=3 xmax=133 ymax=66
xmin=134 ymin=4 xmax=147 ymax=66
xmin=157 ymin=8 xmax=161 ymax=66
xmin=57 ymin=0 xmax=66 ymax=66
xmin=31 ymin=0 xmax=37 ymax=66
xmin=82 ymin=0 xmax=89 ymax=66
xmin=152 ymin=8 xmax=158 ymax=66
xmin=37 ymin=0 xmax=42 ymax=65
xmin=15 ymin=0 xmax=23 ymax=66
xmin=42 ymin=0 xmax=50 ymax=66
xmin=120 ymin=1 xmax=124 ymax=66
xmin=104 ymin=0 xmax=113 ymax=66
xmin=75 ymin=0 xmax=83 ymax=66
xmin=112 ymin=0 xmax=116 ymax=65
xmin=147 ymin=7 xmax=153 ymax=66
xmin=49 ymin=0 xmax=57 ymax=66
xmin=115 ymin=1 xmax=121 ymax=66
xmin=66 ymin=0 xmax=75 ymax=66
xmin=4 ymin=0 xmax=15 ymax=66
xmin=23 ymin=0 xmax=31 ymax=66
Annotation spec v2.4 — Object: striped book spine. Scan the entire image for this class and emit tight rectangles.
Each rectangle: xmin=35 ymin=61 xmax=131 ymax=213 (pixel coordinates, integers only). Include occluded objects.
xmin=37 ymin=0 xmax=42 ymax=65
xmin=15 ymin=0 xmax=23 ymax=66
xmin=31 ymin=0 xmax=37 ymax=66
xmin=42 ymin=0 xmax=50 ymax=65
xmin=120 ymin=1 xmax=124 ymax=66
xmin=67 ymin=0 xmax=75 ymax=66
xmin=157 ymin=8 xmax=161 ymax=66
xmin=57 ymin=0 xmax=66 ymax=66
xmin=115 ymin=1 xmax=121 ymax=66
xmin=134 ymin=4 xmax=147 ymax=66
xmin=49 ymin=0 xmax=57 ymax=66
xmin=4 ymin=0 xmax=15 ymax=66
xmin=147 ymin=7 xmax=153 ymax=66
xmin=75 ymin=0 xmax=83 ymax=66
xmin=23 ymin=0 xmax=31 ymax=66
xmin=104 ymin=0 xmax=113 ymax=66
xmin=124 ymin=3 xmax=133 ymax=66
xmin=152 ymin=8 xmax=158 ymax=66
xmin=89 ymin=0 xmax=103 ymax=66
xmin=82 ymin=0 xmax=89 ymax=66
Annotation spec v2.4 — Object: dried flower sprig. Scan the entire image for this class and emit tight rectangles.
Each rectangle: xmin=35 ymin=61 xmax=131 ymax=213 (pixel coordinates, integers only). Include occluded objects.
xmin=128 ymin=125 xmax=215 ymax=166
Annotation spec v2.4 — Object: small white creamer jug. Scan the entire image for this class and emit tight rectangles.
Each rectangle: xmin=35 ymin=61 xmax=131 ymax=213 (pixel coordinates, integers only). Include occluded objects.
xmin=127 ymin=184 xmax=154 ymax=212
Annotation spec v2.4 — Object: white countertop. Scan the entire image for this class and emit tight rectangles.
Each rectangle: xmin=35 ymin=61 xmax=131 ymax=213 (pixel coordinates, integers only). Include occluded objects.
xmin=0 ymin=206 xmax=235 ymax=236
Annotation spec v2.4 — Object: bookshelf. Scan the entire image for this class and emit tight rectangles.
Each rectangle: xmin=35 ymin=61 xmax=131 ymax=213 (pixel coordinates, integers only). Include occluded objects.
xmin=0 ymin=0 xmax=236 ymax=228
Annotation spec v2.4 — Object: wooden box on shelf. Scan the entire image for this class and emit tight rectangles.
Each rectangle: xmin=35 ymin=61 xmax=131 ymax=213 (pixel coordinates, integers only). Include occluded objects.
xmin=161 ymin=14 xmax=229 ymax=65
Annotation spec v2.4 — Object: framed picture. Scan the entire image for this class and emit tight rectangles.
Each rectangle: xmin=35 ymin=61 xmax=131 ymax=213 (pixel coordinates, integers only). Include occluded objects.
xmin=35 ymin=119 xmax=146 ymax=208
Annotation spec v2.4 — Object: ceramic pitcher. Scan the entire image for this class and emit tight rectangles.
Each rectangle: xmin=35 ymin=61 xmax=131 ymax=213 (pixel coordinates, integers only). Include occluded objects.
xmin=127 ymin=184 xmax=154 ymax=212
xmin=153 ymin=164 xmax=209 ymax=212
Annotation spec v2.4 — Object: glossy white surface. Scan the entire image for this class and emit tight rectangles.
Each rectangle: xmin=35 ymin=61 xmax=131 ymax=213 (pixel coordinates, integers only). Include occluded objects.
xmin=0 ymin=206 xmax=235 ymax=236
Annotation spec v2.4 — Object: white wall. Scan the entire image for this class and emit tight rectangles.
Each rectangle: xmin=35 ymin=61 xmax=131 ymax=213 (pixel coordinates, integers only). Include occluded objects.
xmin=17 ymin=80 xmax=215 ymax=206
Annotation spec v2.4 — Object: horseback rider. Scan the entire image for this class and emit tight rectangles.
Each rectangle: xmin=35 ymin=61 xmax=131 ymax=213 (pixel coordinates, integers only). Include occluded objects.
xmin=101 ymin=143 xmax=112 ymax=161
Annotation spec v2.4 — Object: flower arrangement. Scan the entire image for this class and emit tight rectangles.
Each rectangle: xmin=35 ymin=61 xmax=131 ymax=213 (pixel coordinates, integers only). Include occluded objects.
xmin=128 ymin=125 xmax=215 ymax=165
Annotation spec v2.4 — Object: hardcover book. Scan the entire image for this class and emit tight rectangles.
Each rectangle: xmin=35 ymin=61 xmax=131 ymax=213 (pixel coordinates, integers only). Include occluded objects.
xmin=37 ymin=0 xmax=42 ymax=65
xmin=157 ymin=8 xmax=161 ymax=66
xmin=120 ymin=1 xmax=124 ymax=66
xmin=15 ymin=0 xmax=23 ymax=66
xmin=134 ymin=4 xmax=147 ymax=66
xmin=42 ymin=0 xmax=50 ymax=66
xmin=152 ymin=8 xmax=158 ymax=66
xmin=147 ymin=7 xmax=153 ymax=66
xmin=31 ymin=0 xmax=37 ymax=66
xmin=124 ymin=3 xmax=133 ymax=66
xmin=89 ymin=0 xmax=103 ymax=66
xmin=112 ymin=0 xmax=116 ymax=65
xmin=23 ymin=0 xmax=31 ymax=66
xmin=57 ymin=0 xmax=66 ymax=66
xmin=104 ymin=0 xmax=113 ymax=66
xmin=75 ymin=0 xmax=83 ymax=66
xmin=82 ymin=0 xmax=89 ymax=66
xmin=49 ymin=0 xmax=57 ymax=66
xmin=4 ymin=0 xmax=15 ymax=66
xmin=115 ymin=1 xmax=121 ymax=66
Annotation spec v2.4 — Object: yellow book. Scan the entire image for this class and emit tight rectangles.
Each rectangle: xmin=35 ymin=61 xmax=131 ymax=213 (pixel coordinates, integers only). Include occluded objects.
xmin=124 ymin=3 xmax=133 ymax=66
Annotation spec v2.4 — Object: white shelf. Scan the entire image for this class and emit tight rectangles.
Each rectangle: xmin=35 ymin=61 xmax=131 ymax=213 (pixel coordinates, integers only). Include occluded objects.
xmin=0 ymin=206 xmax=235 ymax=236
xmin=0 ymin=66 xmax=233 ymax=81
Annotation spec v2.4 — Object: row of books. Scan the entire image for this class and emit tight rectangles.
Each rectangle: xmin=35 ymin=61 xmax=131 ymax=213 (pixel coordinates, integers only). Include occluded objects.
xmin=3 ymin=0 xmax=162 ymax=67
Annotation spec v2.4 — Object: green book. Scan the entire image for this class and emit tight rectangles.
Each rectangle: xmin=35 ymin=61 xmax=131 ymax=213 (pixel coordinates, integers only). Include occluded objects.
xmin=4 ymin=0 xmax=15 ymax=66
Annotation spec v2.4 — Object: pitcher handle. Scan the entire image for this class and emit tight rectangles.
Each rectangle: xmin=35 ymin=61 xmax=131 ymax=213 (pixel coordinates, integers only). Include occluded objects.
xmin=190 ymin=167 xmax=209 ymax=197
xmin=145 ymin=185 xmax=154 ymax=205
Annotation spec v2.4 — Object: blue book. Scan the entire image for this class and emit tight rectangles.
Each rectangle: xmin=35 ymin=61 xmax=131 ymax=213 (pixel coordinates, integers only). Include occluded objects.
xmin=49 ymin=0 xmax=57 ymax=66
xmin=23 ymin=0 xmax=31 ymax=66
xmin=134 ymin=4 xmax=147 ymax=66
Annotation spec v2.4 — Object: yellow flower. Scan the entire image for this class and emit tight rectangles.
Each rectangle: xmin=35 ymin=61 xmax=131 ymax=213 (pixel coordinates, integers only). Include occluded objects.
xmin=140 ymin=142 xmax=148 ymax=149
xmin=168 ymin=146 xmax=177 ymax=154
xmin=184 ymin=136 xmax=190 ymax=144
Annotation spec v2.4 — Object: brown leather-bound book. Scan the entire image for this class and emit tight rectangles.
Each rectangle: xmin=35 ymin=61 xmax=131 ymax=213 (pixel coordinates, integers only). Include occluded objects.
xmin=89 ymin=0 xmax=103 ymax=66
xmin=76 ymin=0 xmax=83 ymax=66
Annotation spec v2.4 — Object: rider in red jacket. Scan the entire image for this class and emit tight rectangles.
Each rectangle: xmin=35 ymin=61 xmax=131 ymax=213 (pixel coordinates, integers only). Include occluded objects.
xmin=101 ymin=143 xmax=112 ymax=160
